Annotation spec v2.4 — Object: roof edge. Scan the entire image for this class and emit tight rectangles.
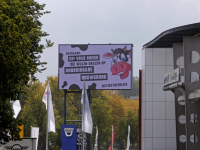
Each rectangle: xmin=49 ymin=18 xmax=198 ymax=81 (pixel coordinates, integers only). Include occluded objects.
xmin=143 ymin=22 xmax=200 ymax=48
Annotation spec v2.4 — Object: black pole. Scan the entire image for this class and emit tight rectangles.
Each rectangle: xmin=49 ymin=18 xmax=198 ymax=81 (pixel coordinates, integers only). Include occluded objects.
xmin=66 ymin=93 xmax=82 ymax=114
xmin=64 ymin=90 xmax=66 ymax=124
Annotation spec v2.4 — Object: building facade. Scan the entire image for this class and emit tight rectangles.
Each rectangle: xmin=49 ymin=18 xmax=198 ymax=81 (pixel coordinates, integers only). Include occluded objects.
xmin=141 ymin=48 xmax=176 ymax=150
xmin=141 ymin=22 xmax=200 ymax=150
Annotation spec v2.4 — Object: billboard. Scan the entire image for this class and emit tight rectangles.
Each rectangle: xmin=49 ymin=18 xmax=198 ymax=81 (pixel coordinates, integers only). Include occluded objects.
xmin=58 ymin=44 xmax=133 ymax=90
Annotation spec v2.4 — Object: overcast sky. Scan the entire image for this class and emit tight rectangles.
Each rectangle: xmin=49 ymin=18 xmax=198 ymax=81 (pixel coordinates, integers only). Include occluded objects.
xmin=35 ymin=0 xmax=200 ymax=83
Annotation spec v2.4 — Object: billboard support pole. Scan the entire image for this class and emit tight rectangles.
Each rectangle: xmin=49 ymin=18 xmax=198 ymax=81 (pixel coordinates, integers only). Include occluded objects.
xmin=64 ymin=90 xmax=82 ymax=125
xmin=66 ymin=93 xmax=82 ymax=114
xmin=64 ymin=90 xmax=66 ymax=124
xmin=64 ymin=90 xmax=88 ymax=150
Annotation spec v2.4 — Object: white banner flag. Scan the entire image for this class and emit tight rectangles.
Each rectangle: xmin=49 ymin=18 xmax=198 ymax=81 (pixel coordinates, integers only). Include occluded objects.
xmin=31 ymin=126 xmax=39 ymax=150
xmin=42 ymin=83 xmax=56 ymax=133
xmin=94 ymin=126 xmax=98 ymax=150
xmin=126 ymin=125 xmax=130 ymax=150
xmin=11 ymin=100 xmax=21 ymax=119
xmin=81 ymin=78 xmax=93 ymax=134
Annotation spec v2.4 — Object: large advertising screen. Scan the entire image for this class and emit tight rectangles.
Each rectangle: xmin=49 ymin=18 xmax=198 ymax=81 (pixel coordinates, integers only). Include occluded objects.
xmin=58 ymin=44 xmax=133 ymax=90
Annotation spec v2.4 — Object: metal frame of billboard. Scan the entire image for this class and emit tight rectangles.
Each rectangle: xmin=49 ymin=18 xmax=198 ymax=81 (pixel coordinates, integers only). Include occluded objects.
xmin=58 ymin=43 xmax=133 ymax=90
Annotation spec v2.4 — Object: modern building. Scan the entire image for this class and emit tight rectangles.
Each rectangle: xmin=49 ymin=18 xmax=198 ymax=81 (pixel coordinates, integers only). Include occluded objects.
xmin=141 ymin=22 xmax=200 ymax=150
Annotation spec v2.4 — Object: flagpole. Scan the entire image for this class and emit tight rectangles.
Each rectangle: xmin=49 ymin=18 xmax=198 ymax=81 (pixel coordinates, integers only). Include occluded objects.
xmin=112 ymin=126 xmax=113 ymax=150
xmin=81 ymin=76 xmax=93 ymax=150
xmin=95 ymin=125 xmax=98 ymax=150
xmin=46 ymin=78 xmax=49 ymax=150
xmin=82 ymin=77 xmax=85 ymax=150
xmin=127 ymin=125 xmax=130 ymax=150
xmin=82 ymin=132 xmax=85 ymax=150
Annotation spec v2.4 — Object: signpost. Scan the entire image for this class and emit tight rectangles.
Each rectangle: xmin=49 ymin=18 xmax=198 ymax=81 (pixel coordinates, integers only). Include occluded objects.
xmin=62 ymin=125 xmax=77 ymax=150
xmin=163 ymin=68 xmax=182 ymax=91
xmin=164 ymin=68 xmax=180 ymax=86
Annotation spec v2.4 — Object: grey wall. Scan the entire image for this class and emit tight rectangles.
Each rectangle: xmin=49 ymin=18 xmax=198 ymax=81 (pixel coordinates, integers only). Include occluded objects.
xmin=141 ymin=48 xmax=176 ymax=150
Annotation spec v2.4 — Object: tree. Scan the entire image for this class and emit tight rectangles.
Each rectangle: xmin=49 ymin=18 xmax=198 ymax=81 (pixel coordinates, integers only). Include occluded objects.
xmin=103 ymin=91 xmax=126 ymax=126
xmin=20 ymin=81 xmax=47 ymax=149
xmin=102 ymin=90 xmax=139 ymax=149
xmin=20 ymin=80 xmax=63 ymax=150
xmin=116 ymin=111 xmax=139 ymax=150
xmin=15 ymin=74 xmax=139 ymax=149
xmin=0 ymin=100 xmax=22 ymax=144
xmin=48 ymin=76 xmax=65 ymax=118
xmin=119 ymin=76 xmax=139 ymax=98
xmin=0 ymin=0 xmax=53 ymax=143
xmin=48 ymin=108 xmax=63 ymax=150
xmin=91 ymin=97 xmax=112 ymax=150
xmin=123 ymin=97 xmax=139 ymax=117
xmin=20 ymin=81 xmax=45 ymax=136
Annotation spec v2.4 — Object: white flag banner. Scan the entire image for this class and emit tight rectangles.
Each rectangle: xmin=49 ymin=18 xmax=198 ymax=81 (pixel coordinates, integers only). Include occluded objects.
xmin=11 ymin=100 xmax=21 ymax=119
xmin=94 ymin=126 xmax=98 ymax=150
xmin=126 ymin=125 xmax=130 ymax=150
xmin=42 ymin=83 xmax=56 ymax=133
xmin=31 ymin=127 xmax=40 ymax=150
xmin=81 ymin=79 xmax=93 ymax=134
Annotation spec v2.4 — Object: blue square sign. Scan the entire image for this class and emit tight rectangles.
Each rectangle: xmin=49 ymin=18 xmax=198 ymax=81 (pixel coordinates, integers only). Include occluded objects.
xmin=62 ymin=125 xmax=77 ymax=150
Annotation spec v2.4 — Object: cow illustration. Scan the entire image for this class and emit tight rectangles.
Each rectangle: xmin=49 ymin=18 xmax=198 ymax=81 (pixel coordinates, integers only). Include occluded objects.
xmin=103 ymin=46 xmax=131 ymax=79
